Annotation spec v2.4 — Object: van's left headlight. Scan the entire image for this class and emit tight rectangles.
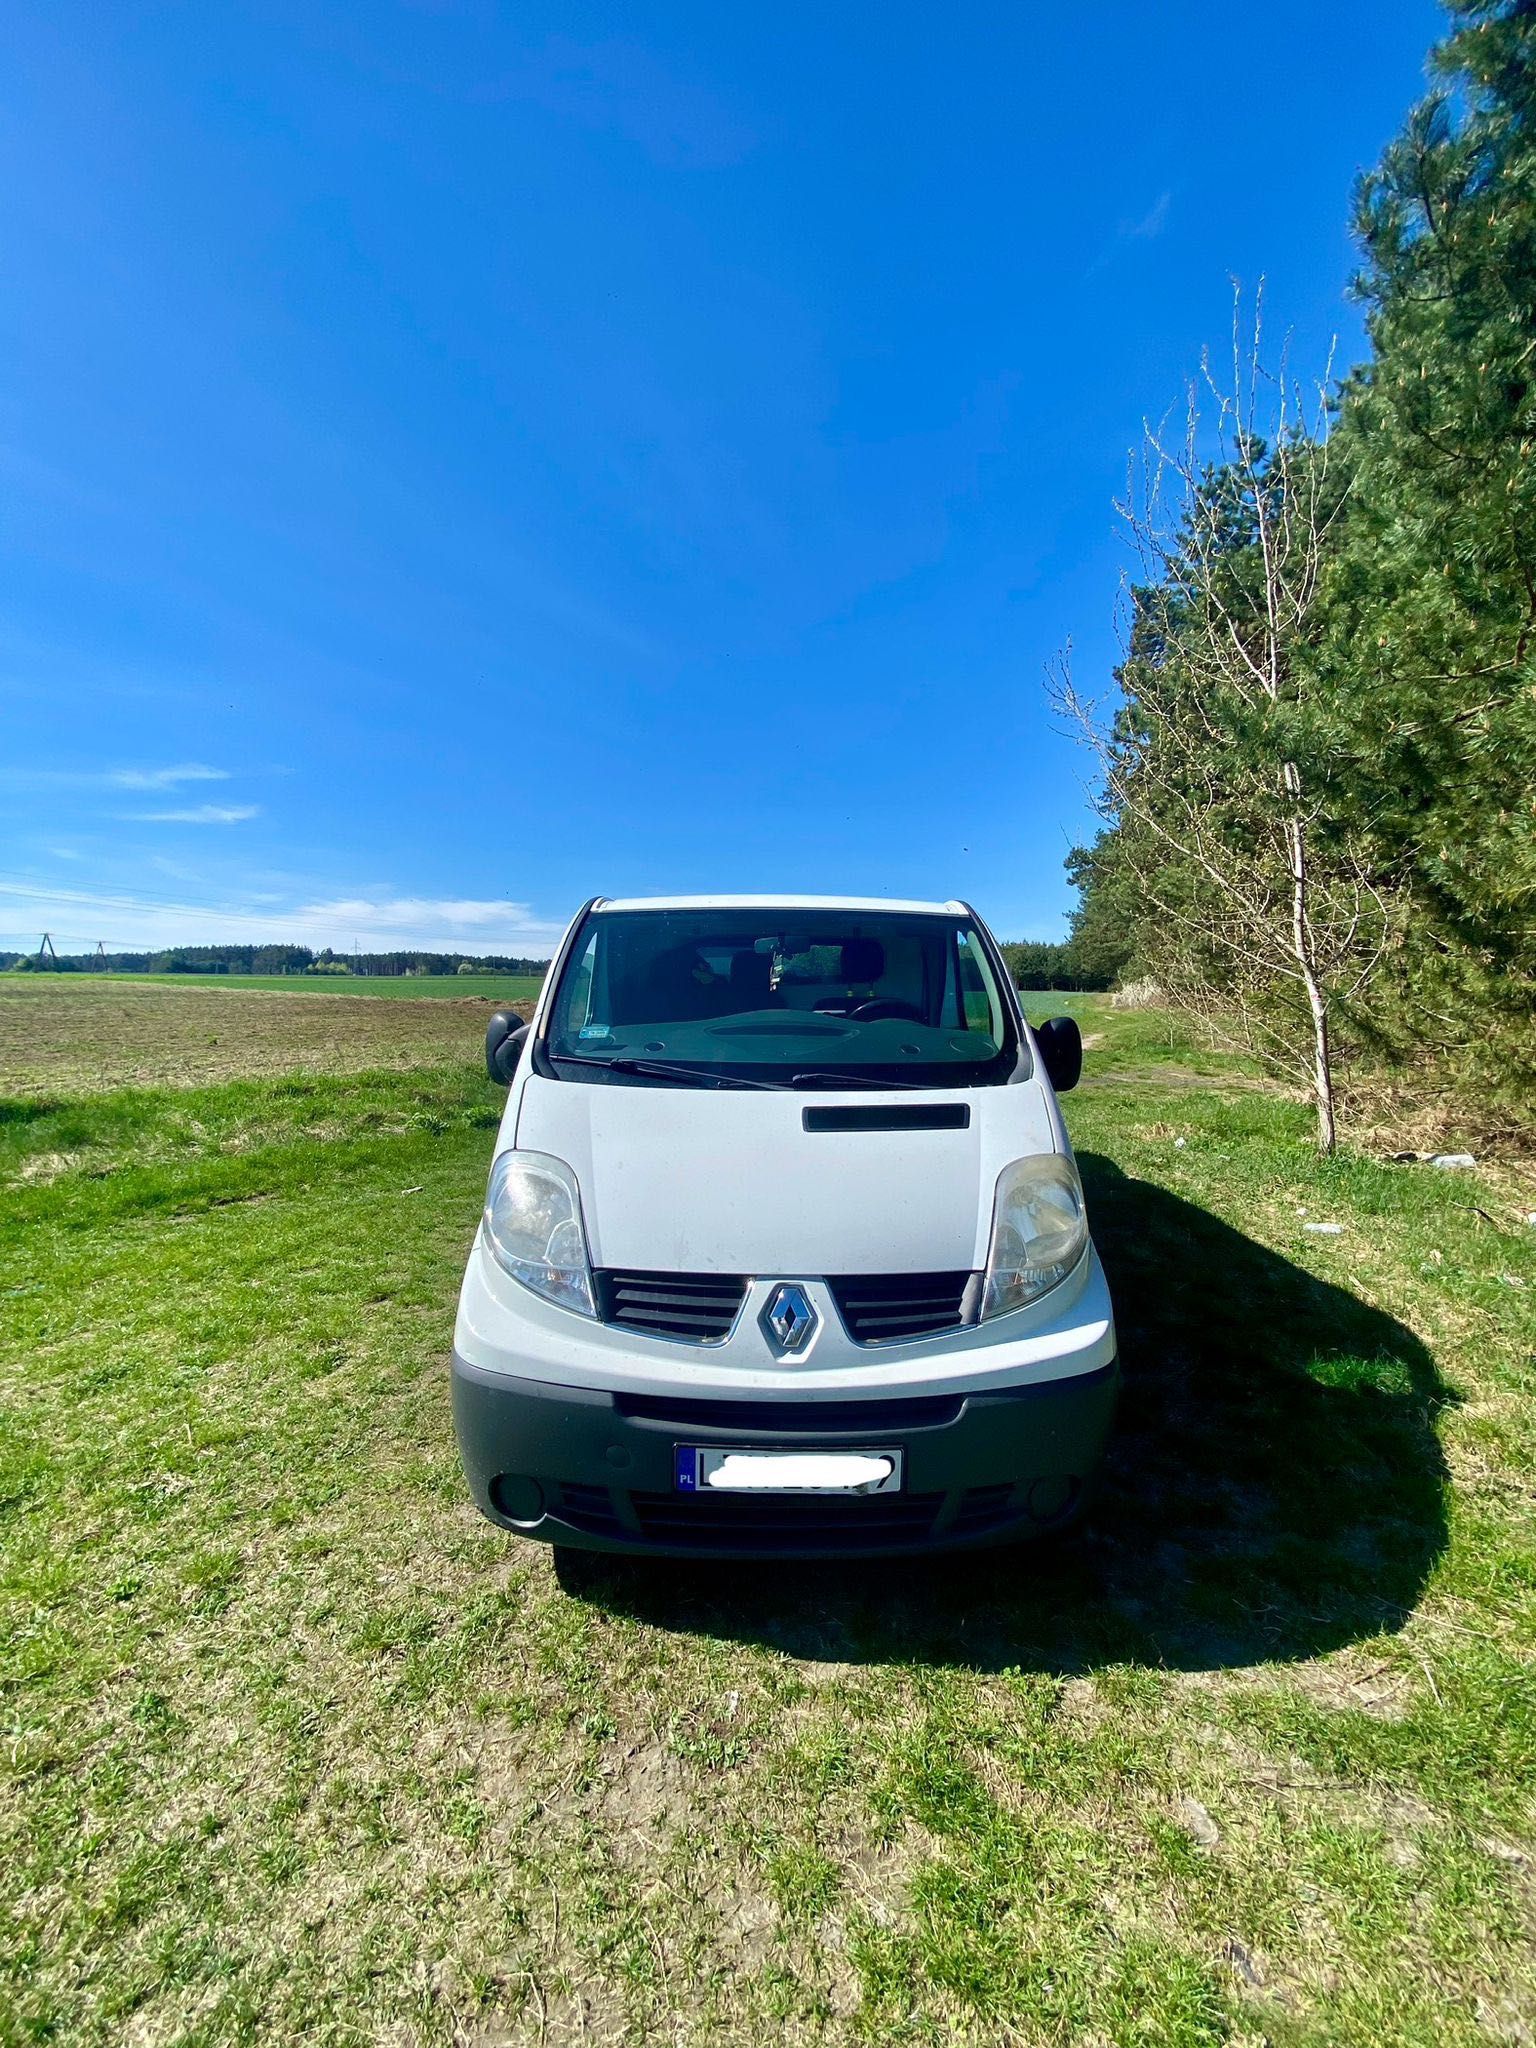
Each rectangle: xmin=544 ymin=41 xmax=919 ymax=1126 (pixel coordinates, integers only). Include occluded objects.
xmin=482 ymin=1150 xmax=596 ymax=1317
xmin=980 ymin=1155 xmax=1087 ymax=1320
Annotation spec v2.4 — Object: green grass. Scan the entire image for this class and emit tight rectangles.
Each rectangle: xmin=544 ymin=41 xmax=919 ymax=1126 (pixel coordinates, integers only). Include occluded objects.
xmin=2 ymin=999 xmax=1534 ymax=2046
xmin=1018 ymin=989 xmax=1265 ymax=1084
xmin=5 ymin=970 xmax=546 ymax=1001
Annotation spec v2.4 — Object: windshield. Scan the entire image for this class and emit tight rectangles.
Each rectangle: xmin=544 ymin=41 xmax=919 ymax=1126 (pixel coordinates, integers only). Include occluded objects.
xmin=542 ymin=908 xmax=1020 ymax=1089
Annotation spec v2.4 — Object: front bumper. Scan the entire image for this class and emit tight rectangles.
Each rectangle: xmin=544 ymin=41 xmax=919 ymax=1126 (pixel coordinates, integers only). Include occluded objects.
xmin=455 ymin=1232 xmax=1116 ymax=1400
xmin=452 ymin=1354 xmax=1120 ymax=1559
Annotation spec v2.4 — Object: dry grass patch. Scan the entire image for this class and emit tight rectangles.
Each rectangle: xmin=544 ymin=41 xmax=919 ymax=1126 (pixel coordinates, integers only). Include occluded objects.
xmin=0 ymin=978 xmax=532 ymax=1095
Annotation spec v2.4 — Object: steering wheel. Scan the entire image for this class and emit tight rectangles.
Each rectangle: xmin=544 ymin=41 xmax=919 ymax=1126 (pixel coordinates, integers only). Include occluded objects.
xmin=849 ymin=998 xmax=924 ymax=1023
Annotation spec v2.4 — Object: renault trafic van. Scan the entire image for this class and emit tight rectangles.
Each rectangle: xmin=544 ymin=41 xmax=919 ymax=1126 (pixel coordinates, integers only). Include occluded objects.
xmin=452 ymin=896 xmax=1117 ymax=1558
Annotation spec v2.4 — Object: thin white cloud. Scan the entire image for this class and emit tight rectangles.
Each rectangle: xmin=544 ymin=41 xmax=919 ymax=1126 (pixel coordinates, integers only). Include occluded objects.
xmin=124 ymin=804 xmax=261 ymax=825
xmin=1125 ymin=191 xmax=1172 ymax=240
xmin=0 ymin=878 xmax=566 ymax=954
xmin=307 ymin=896 xmax=536 ymax=931
xmin=1082 ymin=189 xmax=1176 ymax=281
xmin=107 ymin=764 xmax=231 ymax=791
xmin=0 ymin=762 xmax=236 ymax=793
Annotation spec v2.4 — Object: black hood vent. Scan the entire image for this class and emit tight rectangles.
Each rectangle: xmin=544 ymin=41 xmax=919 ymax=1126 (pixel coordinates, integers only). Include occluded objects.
xmin=802 ymin=1103 xmax=970 ymax=1133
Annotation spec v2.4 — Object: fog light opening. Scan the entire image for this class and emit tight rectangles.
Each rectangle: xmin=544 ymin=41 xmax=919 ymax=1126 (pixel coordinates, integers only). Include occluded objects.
xmin=1025 ymin=1474 xmax=1079 ymax=1524
xmin=489 ymin=1474 xmax=545 ymax=1525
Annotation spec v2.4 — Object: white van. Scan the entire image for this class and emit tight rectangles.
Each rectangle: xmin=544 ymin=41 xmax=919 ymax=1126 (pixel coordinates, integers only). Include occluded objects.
xmin=452 ymin=896 xmax=1117 ymax=1558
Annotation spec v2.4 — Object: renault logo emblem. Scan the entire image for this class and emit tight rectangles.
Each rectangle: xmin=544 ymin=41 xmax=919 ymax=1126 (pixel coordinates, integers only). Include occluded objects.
xmin=762 ymin=1282 xmax=817 ymax=1354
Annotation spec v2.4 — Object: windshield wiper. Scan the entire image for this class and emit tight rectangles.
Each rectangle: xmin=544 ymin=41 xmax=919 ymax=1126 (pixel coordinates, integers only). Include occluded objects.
xmin=790 ymin=1070 xmax=931 ymax=1091
xmin=552 ymin=1051 xmax=935 ymax=1093
xmin=550 ymin=1052 xmax=787 ymax=1091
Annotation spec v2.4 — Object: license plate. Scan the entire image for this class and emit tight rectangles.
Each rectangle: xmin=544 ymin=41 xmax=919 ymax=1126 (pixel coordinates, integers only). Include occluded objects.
xmin=674 ymin=1445 xmax=904 ymax=1495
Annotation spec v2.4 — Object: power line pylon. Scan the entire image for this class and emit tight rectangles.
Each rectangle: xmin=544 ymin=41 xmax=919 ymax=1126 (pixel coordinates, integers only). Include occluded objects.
xmin=94 ymin=940 xmax=109 ymax=972
xmin=36 ymin=932 xmax=58 ymax=967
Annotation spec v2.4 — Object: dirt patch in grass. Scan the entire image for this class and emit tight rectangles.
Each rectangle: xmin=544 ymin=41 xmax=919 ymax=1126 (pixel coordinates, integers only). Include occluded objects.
xmin=0 ymin=979 xmax=534 ymax=1095
xmin=1079 ymin=1063 xmax=1276 ymax=1092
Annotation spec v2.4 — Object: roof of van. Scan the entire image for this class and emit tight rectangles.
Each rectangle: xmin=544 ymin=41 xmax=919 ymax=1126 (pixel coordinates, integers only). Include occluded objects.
xmin=593 ymin=894 xmax=971 ymax=916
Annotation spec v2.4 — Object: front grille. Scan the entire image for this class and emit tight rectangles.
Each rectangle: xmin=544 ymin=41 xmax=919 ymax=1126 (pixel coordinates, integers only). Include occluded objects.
xmin=593 ymin=1269 xmax=976 ymax=1346
xmin=827 ymin=1271 xmax=975 ymax=1344
xmin=595 ymin=1268 xmax=749 ymax=1342
xmin=949 ymin=1483 xmax=1017 ymax=1537
xmin=612 ymin=1391 xmax=967 ymax=1433
xmin=555 ymin=1482 xmax=624 ymax=1538
xmin=552 ymin=1481 xmax=1026 ymax=1552
xmin=629 ymin=1488 xmax=946 ymax=1551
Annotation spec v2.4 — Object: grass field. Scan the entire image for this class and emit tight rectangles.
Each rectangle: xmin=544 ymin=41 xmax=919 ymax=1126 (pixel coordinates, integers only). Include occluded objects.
xmin=3 ymin=990 xmax=1534 ymax=2046
xmin=4 ymin=972 xmax=546 ymax=1001
xmin=0 ymin=977 xmax=539 ymax=1094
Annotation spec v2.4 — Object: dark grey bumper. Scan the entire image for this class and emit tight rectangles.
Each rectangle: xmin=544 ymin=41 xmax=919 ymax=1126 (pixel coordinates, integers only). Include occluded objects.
xmin=452 ymin=1353 xmax=1120 ymax=1559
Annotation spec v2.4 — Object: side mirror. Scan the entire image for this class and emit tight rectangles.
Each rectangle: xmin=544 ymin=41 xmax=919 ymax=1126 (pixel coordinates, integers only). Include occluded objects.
xmin=485 ymin=1010 xmax=529 ymax=1085
xmin=1036 ymin=1015 xmax=1082 ymax=1093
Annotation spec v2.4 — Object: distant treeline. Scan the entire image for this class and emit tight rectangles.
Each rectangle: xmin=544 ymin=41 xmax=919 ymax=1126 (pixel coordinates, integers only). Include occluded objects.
xmin=997 ymin=939 xmax=1110 ymax=992
xmin=8 ymin=936 xmax=1106 ymax=992
xmin=1 ymin=944 xmax=550 ymax=977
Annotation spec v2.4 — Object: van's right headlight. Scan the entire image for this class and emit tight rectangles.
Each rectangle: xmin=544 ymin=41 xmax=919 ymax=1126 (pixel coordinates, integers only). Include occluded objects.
xmin=482 ymin=1150 xmax=596 ymax=1317
xmin=980 ymin=1155 xmax=1087 ymax=1320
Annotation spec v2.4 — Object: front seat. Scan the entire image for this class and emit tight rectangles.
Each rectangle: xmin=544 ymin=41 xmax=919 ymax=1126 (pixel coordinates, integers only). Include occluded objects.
xmin=814 ymin=936 xmax=885 ymax=1013
xmin=728 ymin=949 xmax=780 ymax=1009
xmin=645 ymin=945 xmax=730 ymax=1021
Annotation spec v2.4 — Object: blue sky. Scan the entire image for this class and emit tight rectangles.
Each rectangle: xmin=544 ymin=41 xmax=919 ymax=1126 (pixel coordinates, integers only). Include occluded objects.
xmin=1 ymin=1 xmax=1444 ymax=957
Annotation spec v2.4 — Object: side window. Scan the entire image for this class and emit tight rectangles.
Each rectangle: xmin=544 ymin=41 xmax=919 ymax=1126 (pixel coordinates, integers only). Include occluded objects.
xmin=555 ymin=930 xmax=598 ymax=1040
xmin=956 ymin=932 xmax=1001 ymax=1039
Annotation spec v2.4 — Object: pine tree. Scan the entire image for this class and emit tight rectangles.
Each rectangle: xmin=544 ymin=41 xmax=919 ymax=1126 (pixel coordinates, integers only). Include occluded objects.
xmin=1324 ymin=0 xmax=1536 ymax=1102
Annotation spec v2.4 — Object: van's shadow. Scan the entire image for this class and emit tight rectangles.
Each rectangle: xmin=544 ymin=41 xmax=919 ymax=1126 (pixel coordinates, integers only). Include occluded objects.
xmin=559 ymin=1154 xmax=1452 ymax=1673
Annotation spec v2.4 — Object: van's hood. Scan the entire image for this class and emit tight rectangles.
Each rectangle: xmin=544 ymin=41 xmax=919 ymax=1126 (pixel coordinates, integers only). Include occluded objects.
xmin=512 ymin=1074 xmax=1060 ymax=1274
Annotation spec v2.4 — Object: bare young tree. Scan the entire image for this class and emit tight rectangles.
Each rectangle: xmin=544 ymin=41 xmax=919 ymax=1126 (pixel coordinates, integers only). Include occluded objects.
xmin=1054 ymin=295 xmax=1396 ymax=1153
